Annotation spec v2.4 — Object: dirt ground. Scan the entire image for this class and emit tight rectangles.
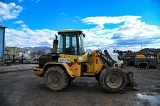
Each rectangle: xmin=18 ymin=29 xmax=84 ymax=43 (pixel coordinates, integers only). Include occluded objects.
xmin=0 ymin=64 xmax=160 ymax=106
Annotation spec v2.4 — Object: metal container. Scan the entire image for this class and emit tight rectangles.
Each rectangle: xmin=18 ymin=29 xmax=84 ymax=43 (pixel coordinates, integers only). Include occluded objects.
xmin=0 ymin=25 xmax=7 ymax=60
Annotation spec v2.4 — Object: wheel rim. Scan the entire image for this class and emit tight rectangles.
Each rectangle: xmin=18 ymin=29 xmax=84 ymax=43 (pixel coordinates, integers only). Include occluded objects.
xmin=115 ymin=64 xmax=118 ymax=67
xmin=48 ymin=71 xmax=62 ymax=88
xmin=114 ymin=63 xmax=119 ymax=68
xmin=106 ymin=72 xmax=122 ymax=89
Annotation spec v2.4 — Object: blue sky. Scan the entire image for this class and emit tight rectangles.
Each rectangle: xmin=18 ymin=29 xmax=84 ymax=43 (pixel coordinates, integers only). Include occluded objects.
xmin=0 ymin=0 xmax=160 ymax=51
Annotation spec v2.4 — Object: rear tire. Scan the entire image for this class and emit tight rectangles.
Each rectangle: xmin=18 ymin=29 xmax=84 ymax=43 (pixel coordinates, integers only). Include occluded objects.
xmin=100 ymin=67 xmax=126 ymax=92
xmin=44 ymin=66 xmax=69 ymax=91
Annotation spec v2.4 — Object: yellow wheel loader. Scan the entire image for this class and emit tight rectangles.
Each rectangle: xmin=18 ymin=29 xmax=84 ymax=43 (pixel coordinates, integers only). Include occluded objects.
xmin=34 ymin=30 xmax=137 ymax=92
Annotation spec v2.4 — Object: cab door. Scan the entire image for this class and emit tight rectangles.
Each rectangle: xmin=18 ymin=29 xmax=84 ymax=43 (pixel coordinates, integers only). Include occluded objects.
xmin=64 ymin=33 xmax=78 ymax=62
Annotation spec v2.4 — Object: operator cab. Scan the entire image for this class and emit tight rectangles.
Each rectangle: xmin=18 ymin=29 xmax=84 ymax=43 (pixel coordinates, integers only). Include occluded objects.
xmin=57 ymin=30 xmax=88 ymax=63
xmin=57 ymin=30 xmax=86 ymax=55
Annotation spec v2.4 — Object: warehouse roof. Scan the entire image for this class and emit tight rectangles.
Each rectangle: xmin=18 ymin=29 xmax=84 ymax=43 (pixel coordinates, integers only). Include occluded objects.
xmin=0 ymin=25 xmax=8 ymax=28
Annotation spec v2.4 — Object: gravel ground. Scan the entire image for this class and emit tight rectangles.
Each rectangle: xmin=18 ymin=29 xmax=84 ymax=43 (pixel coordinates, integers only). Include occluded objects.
xmin=0 ymin=64 xmax=160 ymax=106
xmin=0 ymin=64 xmax=38 ymax=73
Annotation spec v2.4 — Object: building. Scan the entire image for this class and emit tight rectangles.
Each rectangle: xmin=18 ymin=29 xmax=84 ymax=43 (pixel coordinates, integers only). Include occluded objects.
xmin=4 ymin=47 xmax=20 ymax=59
xmin=19 ymin=49 xmax=31 ymax=59
xmin=0 ymin=25 xmax=7 ymax=60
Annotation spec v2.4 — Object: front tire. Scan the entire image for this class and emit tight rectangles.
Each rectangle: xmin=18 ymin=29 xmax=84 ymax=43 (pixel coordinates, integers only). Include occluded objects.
xmin=44 ymin=66 xmax=69 ymax=91
xmin=100 ymin=67 xmax=126 ymax=92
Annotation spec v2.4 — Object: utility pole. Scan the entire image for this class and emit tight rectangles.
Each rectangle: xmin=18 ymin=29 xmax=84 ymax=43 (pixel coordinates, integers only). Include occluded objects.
xmin=141 ymin=44 xmax=142 ymax=50
xmin=43 ymin=49 xmax=45 ymax=55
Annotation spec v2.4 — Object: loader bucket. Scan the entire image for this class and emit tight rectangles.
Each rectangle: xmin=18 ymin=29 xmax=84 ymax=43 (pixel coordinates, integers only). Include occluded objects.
xmin=138 ymin=62 xmax=148 ymax=70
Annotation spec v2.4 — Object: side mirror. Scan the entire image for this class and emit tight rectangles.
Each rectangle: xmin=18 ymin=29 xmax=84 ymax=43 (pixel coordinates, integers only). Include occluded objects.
xmin=83 ymin=34 xmax=85 ymax=37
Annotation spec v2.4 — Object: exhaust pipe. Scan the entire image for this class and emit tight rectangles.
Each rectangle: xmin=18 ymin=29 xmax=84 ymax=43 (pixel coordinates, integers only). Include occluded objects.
xmin=52 ymin=35 xmax=58 ymax=53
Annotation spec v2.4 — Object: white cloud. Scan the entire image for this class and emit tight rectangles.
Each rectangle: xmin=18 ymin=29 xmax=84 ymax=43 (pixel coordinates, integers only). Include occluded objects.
xmin=60 ymin=12 xmax=66 ymax=16
xmin=18 ymin=0 xmax=23 ymax=3
xmin=4 ymin=15 xmax=160 ymax=53
xmin=82 ymin=29 xmax=114 ymax=50
xmin=14 ymin=20 xmax=24 ymax=24
xmin=117 ymin=19 xmax=160 ymax=39
xmin=13 ymin=20 xmax=27 ymax=28
xmin=35 ymin=0 xmax=40 ymax=3
xmin=82 ymin=16 xmax=141 ymax=28
xmin=5 ymin=25 xmax=57 ymax=48
xmin=32 ymin=0 xmax=40 ymax=3
xmin=0 ymin=2 xmax=23 ymax=22
xmin=82 ymin=16 xmax=160 ymax=51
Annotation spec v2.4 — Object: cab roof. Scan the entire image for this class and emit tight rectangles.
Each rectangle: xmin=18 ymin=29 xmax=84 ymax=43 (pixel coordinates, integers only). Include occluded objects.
xmin=58 ymin=30 xmax=83 ymax=33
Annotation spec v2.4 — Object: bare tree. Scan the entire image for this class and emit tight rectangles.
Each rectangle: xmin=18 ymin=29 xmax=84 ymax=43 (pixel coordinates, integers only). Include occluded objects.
xmin=30 ymin=49 xmax=45 ymax=59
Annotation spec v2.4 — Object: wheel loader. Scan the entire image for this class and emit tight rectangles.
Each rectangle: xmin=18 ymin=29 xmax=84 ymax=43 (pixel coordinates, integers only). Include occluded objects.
xmin=114 ymin=50 xmax=136 ymax=66
xmin=134 ymin=50 xmax=157 ymax=69
xmin=34 ymin=30 xmax=137 ymax=92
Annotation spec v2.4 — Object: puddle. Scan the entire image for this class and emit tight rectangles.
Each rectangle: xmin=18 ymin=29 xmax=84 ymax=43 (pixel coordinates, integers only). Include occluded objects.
xmin=137 ymin=93 xmax=160 ymax=106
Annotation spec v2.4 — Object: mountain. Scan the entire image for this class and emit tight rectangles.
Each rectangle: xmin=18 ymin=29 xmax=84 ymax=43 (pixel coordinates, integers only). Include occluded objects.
xmin=20 ymin=47 xmax=51 ymax=53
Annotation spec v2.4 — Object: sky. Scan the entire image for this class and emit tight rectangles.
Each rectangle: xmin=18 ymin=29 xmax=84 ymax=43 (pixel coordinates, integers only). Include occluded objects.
xmin=0 ymin=0 xmax=160 ymax=52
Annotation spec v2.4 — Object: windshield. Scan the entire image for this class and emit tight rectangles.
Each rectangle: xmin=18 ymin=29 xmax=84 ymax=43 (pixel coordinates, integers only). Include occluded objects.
xmin=57 ymin=32 xmax=86 ymax=55
xmin=57 ymin=33 xmax=77 ymax=54
xmin=65 ymin=33 xmax=77 ymax=55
